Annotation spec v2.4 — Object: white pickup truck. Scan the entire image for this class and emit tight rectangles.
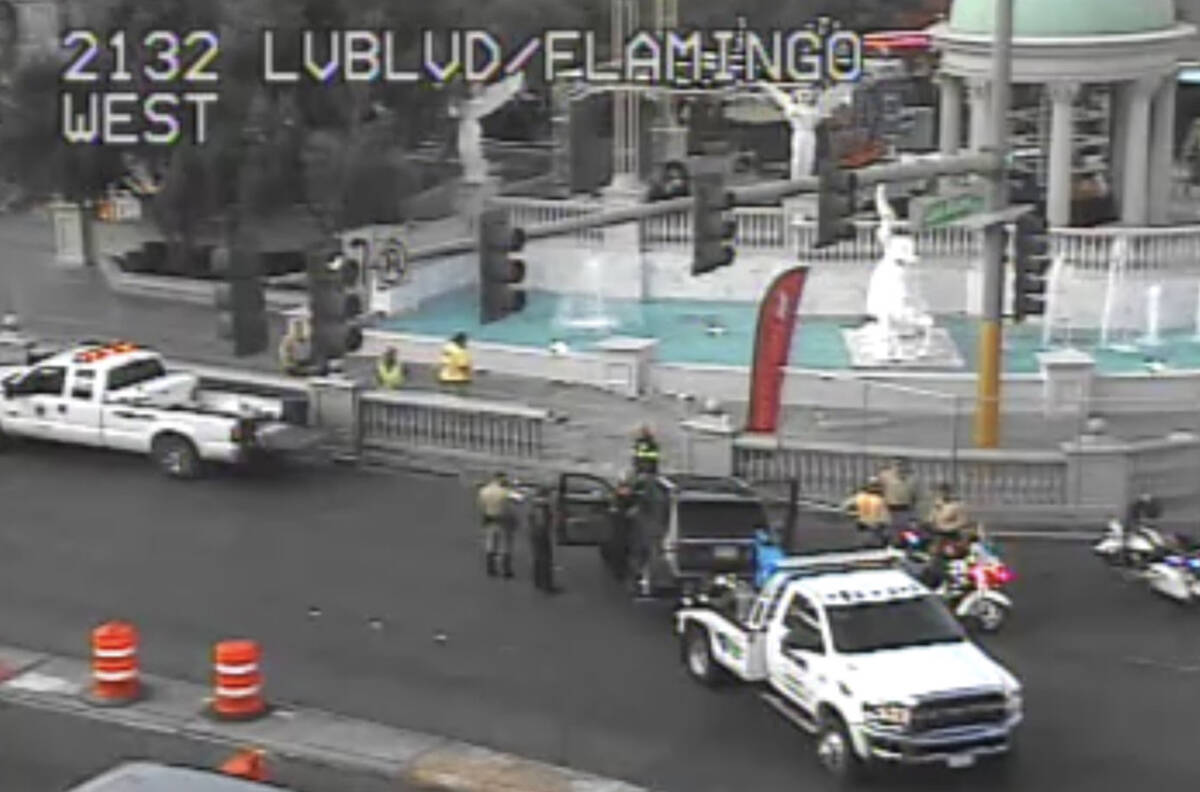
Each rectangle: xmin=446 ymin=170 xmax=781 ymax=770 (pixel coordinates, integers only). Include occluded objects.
xmin=0 ymin=341 xmax=321 ymax=478
xmin=676 ymin=550 xmax=1022 ymax=784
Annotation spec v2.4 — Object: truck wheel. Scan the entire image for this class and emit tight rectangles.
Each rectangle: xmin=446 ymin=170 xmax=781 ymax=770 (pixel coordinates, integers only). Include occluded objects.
xmin=816 ymin=714 xmax=865 ymax=785
xmin=152 ymin=434 xmax=201 ymax=480
xmin=681 ymin=624 xmax=724 ymax=687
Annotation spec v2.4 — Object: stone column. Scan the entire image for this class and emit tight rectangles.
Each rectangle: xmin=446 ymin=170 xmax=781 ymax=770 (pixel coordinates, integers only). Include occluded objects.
xmin=1149 ymin=74 xmax=1177 ymax=225
xmin=938 ymin=74 xmax=963 ymax=155
xmin=1046 ymin=81 xmax=1080 ymax=228
xmin=609 ymin=0 xmax=640 ymax=192
xmin=1109 ymin=82 xmax=1128 ymax=204
xmin=967 ymin=78 xmax=990 ymax=151
xmin=1120 ymin=77 xmax=1156 ymax=226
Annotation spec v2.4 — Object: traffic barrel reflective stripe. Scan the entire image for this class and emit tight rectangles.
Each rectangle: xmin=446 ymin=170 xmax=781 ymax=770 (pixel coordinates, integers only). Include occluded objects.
xmin=210 ymin=640 xmax=266 ymax=720
xmin=88 ymin=622 xmax=140 ymax=705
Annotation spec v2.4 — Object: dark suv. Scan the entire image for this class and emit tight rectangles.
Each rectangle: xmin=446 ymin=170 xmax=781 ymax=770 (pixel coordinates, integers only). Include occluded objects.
xmin=556 ymin=473 xmax=770 ymax=596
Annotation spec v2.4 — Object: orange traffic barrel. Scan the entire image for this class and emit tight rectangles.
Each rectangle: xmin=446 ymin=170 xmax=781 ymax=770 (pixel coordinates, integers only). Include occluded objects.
xmin=219 ymin=747 xmax=269 ymax=781
xmin=88 ymin=622 xmax=140 ymax=706
xmin=210 ymin=640 xmax=266 ymax=720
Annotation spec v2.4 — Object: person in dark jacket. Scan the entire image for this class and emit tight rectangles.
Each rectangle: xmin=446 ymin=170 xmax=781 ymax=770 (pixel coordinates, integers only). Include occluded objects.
xmin=529 ymin=486 xmax=561 ymax=593
xmin=603 ymin=472 xmax=639 ymax=580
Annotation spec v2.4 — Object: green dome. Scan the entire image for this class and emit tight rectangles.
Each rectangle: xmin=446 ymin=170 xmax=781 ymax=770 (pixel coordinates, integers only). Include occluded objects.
xmin=948 ymin=0 xmax=1177 ymax=37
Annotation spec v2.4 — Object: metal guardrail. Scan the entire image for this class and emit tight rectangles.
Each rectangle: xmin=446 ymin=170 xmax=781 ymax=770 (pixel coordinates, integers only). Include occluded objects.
xmin=359 ymin=390 xmax=549 ymax=459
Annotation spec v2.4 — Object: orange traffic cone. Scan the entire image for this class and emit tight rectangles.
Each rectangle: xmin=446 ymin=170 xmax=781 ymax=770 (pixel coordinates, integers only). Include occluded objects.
xmin=219 ymin=748 xmax=268 ymax=782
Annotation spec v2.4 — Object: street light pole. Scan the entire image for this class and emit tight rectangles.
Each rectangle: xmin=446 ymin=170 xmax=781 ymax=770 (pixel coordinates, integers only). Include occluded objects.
xmin=972 ymin=0 xmax=1014 ymax=449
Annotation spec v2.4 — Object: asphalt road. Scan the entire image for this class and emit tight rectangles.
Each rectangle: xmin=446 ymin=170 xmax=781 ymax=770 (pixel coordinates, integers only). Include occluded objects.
xmin=0 ymin=441 xmax=1198 ymax=791
xmin=0 ymin=699 xmax=406 ymax=792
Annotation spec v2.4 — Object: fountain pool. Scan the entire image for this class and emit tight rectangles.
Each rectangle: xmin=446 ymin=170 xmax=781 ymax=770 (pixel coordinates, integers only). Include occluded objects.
xmin=378 ymin=288 xmax=1200 ymax=374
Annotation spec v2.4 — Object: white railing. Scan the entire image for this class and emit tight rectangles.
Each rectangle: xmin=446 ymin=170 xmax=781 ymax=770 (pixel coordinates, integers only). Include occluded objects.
xmin=1051 ymin=224 xmax=1200 ymax=274
xmin=359 ymin=390 xmax=549 ymax=459
xmin=492 ymin=196 xmax=605 ymax=245
xmin=732 ymin=435 xmax=1070 ymax=507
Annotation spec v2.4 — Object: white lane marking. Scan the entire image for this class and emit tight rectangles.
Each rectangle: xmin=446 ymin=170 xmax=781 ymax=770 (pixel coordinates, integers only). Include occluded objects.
xmin=1124 ymin=656 xmax=1200 ymax=674
xmin=3 ymin=671 xmax=83 ymax=695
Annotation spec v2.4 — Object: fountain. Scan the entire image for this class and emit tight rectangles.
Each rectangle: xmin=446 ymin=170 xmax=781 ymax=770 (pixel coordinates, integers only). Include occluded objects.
xmin=1141 ymin=283 xmax=1163 ymax=347
xmin=1192 ymin=283 xmax=1200 ymax=342
xmin=1040 ymin=256 xmax=1067 ymax=349
xmin=1101 ymin=237 xmax=1139 ymax=352
xmin=554 ymin=255 xmax=620 ymax=333
xmin=842 ymin=186 xmax=964 ymax=368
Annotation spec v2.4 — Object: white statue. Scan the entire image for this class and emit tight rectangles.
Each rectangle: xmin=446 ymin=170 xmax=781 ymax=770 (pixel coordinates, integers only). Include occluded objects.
xmin=862 ymin=185 xmax=934 ymax=360
xmin=451 ymin=72 xmax=525 ymax=184
xmin=757 ymin=82 xmax=854 ymax=180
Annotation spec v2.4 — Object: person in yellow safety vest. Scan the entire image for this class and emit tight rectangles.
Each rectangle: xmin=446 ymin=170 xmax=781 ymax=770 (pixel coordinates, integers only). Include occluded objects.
xmin=376 ymin=347 xmax=404 ymax=390
xmin=632 ymin=425 xmax=661 ymax=475
xmin=439 ymin=332 xmax=472 ymax=385
xmin=842 ymin=478 xmax=891 ymax=547
xmin=278 ymin=322 xmax=312 ymax=376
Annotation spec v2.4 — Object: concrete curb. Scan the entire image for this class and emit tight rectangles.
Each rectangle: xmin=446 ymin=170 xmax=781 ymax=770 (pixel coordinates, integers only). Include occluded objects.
xmin=0 ymin=645 xmax=657 ymax=792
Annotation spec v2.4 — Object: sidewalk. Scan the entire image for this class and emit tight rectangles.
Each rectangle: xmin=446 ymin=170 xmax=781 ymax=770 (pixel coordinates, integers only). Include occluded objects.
xmin=0 ymin=643 xmax=651 ymax=792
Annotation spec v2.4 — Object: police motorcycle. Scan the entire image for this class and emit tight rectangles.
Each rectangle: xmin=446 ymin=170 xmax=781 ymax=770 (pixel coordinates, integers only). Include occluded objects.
xmin=896 ymin=523 xmax=1015 ymax=632
xmin=1143 ymin=539 xmax=1200 ymax=604
xmin=1093 ymin=494 xmax=1168 ymax=569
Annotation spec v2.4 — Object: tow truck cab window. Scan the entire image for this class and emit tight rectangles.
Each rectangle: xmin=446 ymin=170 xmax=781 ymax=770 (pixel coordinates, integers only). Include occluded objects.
xmin=16 ymin=366 xmax=66 ymax=396
xmin=71 ymin=369 xmax=95 ymax=400
xmin=105 ymin=358 xmax=166 ymax=392
xmin=781 ymin=592 xmax=825 ymax=652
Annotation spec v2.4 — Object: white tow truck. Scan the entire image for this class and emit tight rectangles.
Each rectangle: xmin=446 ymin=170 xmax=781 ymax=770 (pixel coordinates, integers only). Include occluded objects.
xmin=0 ymin=340 xmax=321 ymax=478
xmin=675 ymin=550 xmax=1022 ymax=783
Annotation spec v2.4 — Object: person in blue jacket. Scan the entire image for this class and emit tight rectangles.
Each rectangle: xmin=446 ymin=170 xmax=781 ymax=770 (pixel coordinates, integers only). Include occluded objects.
xmin=754 ymin=529 xmax=785 ymax=588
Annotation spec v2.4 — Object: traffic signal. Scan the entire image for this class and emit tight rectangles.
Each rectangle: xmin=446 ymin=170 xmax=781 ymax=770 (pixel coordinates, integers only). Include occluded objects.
xmin=479 ymin=207 xmax=527 ymax=324
xmin=308 ymin=247 xmax=365 ymax=361
xmin=815 ymin=159 xmax=858 ymax=249
xmin=1012 ymin=213 xmax=1051 ymax=322
xmin=692 ymin=168 xmax=736 ymax=276
xmin=213 ymin=241 xmax=268 ymax=357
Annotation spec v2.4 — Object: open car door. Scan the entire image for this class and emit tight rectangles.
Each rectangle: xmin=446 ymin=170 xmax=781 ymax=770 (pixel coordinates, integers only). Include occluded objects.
xmin=556 ymin=473 xmax=615 ymax=546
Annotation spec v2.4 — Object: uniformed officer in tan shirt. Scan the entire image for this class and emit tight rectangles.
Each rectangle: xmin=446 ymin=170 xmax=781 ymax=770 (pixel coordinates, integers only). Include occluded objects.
xmin=929 ymin=483 xmax=970 ymax=536
xmin=478 ymin=472 xmax=516 ymax=578
xmin=878 ymin=458 xmax=917 ymax=518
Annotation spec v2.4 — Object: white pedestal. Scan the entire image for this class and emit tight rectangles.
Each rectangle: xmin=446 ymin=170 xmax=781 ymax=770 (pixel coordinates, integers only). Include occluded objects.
xmin=50 ymin=201 xmax=86 ymax=266
xmin=1038 ymin=348 xmax=1095 ymax=416
xmin=842 ymin=325 xmax=965 ymax=369
xmin=593 ymin=336 xmax=657 ymax=398
xmin=308 ymin=375 xmax=361 ymax=456
xmin=783 ymin=195 xmax=818 ymax=223
xmin=681 ymin=415 xmax=737 ymax=477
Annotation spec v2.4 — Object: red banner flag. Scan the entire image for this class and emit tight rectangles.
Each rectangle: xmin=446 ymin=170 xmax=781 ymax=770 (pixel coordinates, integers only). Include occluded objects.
xmin=745 ymin=267 xmax=809 ymax=433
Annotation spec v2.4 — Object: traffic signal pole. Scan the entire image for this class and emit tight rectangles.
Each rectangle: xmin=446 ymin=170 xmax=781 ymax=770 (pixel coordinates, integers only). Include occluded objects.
xmin=973 ymin=0 xmax=1014 ymax=449
xmin=404 ymin=153 xmax=1001 ymax=264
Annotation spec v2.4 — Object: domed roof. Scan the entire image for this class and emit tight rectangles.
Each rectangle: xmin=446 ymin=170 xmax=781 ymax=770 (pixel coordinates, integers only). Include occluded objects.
xmin=948 ymin=0 xmax=1178 ymax=37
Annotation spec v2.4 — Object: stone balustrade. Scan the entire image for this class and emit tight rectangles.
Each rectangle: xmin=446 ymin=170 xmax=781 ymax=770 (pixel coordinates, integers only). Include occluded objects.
xmin=360 ymin=390 xmax=548 ymax=460
xmin=1051 ymin=223 xmax=1200 ymax=274
xmin=489 ymin=196 xmax=1200 ymax=277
